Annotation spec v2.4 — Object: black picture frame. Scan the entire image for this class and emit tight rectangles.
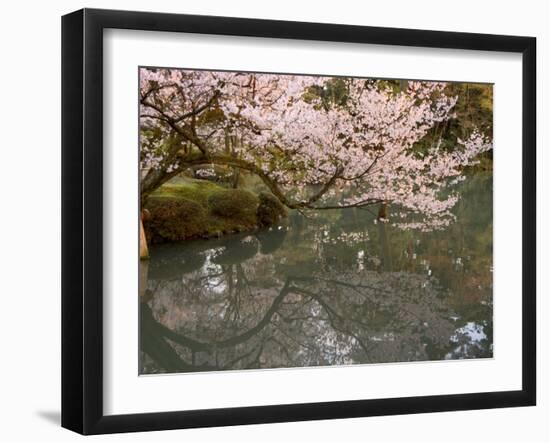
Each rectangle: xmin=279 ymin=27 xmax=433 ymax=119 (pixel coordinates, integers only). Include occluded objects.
xmin=61 ymin=8 xmax=536 ymax=435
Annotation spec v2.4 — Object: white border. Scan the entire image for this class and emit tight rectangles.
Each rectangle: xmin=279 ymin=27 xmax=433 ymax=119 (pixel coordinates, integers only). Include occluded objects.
xmin=103 ymin=29 xmax=523 ymax=415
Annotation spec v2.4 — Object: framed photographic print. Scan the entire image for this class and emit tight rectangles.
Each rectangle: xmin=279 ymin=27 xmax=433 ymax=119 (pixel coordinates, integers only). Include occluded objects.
xmin=61 ymin=8 xmax=536 ymax=435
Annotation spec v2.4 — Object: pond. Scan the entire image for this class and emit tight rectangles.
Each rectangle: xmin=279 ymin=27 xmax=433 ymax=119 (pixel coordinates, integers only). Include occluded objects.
xmin=140 ymin=173 xmax=493 ymax=374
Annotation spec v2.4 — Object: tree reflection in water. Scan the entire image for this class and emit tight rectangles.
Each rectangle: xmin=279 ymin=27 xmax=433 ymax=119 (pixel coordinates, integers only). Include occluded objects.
xmin=140 ymin=175 xmax=493 ymax=374
xmin=140 ymin=174 xmax=492 ymax=373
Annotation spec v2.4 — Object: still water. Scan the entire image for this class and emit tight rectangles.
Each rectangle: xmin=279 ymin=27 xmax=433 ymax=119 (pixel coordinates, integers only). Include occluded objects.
xmin=140 ymin=174 xmax=493 ymax=374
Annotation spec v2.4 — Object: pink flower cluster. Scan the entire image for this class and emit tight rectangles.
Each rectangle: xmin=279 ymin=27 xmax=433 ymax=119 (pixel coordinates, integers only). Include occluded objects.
xmin=139 ymin=68 xmax=492 ymax=230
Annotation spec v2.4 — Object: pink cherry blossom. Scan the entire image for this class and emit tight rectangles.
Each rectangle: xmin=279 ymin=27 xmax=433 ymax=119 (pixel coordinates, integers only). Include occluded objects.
xmin=139 ymin=67 xmax=492 ymax=231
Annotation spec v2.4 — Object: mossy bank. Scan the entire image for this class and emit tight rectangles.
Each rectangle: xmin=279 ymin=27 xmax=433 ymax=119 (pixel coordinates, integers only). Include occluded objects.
xmin=143 ymin=178 xmax=287 ymax=244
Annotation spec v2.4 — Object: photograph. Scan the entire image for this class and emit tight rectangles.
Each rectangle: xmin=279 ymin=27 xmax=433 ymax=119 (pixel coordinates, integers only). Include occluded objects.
xmin=0 ymin=0 xmax=544 ymax=440
xmin=138 ymin=67 xmax=494 ymax=375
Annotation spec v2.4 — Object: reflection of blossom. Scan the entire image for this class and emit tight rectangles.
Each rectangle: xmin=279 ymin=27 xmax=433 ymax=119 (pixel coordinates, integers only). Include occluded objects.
xmin=445 ymin=322 xmax=489 ymax=360
xmin=143 ymin=257 xmax=491 ymax=372
xmin=321 ymin=230 xmax=369 ymax=246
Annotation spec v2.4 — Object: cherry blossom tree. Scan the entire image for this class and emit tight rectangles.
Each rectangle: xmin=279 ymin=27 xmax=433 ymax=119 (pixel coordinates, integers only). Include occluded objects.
xmin=139 ymin=67 xmax=492 ymax=230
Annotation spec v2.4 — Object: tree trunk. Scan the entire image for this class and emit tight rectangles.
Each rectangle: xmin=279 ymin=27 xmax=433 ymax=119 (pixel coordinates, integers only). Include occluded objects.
xmin=231 ymin=168 xmax=240 ymax=188
xmin=140 ymin=216 xmax=149 ymax=260
xmin=377 ymin=202 xmax=387 ymax=219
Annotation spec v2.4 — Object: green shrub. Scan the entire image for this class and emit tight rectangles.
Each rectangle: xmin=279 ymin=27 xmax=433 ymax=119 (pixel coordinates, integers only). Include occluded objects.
xmin=144 ymin=197 xmax=207 ymax=243
xmin=257 ymin=192 xmax=287 ymax=227
xmin=143 ymin=179 xmax=287 ymax=244
xmin=207 ymin=189 xmax=258 ymax=224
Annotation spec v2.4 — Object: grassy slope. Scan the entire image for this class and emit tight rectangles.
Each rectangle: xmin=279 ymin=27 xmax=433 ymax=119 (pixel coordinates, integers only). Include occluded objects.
xmin=151 ymin=179 xmax=223 ymax=206
xmin=145 ymin=178 xmax=260 ymax=243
